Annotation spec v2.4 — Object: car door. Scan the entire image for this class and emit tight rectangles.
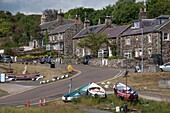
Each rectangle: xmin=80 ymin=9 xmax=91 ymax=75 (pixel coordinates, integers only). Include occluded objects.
xmin=163 ymin=63 xmax=170 ymax=71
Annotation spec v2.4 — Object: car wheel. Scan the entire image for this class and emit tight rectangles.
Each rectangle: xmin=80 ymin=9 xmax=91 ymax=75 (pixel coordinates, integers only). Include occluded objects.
xmin=160 ymin=68 xmax=163 ymax=72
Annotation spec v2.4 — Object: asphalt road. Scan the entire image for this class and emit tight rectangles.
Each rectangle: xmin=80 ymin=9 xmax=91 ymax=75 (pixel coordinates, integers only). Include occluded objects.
xmin=0 ymin=64 xmax=121 ymax=106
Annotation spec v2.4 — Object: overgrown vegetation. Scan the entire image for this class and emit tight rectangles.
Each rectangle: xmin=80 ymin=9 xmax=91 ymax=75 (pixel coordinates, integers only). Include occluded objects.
xmin=0 ymin=0 xmax=170 ymax=54
xmin=0 ymin=95 xmax=169 ymax=113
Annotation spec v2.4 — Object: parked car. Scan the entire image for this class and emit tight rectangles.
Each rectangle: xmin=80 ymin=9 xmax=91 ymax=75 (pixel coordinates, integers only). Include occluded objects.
xmin=159 ymin=62 xmax=170 ymax=72
xmin=82 ymin=55 xmax=93 ymax=65
xmin=113 ymin=82 xmax=138 ymax=101
xmin=39 ymin=56 xmax=53 ymax=64
xmin=39 ymin=56 xmax=47 ymax=64
xmin=0 ymin=55 xmax=13 ymax=63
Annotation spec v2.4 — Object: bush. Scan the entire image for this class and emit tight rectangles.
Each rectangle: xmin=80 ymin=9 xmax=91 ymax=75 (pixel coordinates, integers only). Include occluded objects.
xmin=108 ymin=56 xmax=119 ymax=60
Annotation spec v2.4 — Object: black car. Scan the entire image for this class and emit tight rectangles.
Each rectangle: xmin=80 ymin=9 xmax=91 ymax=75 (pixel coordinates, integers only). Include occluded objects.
xmin=82 ymin=55 xmax=93 ymax=65
xmin=0 ymin=55 xmax=13 ymax=63
xmin=40 ymin=56 xmax=53 ymax=64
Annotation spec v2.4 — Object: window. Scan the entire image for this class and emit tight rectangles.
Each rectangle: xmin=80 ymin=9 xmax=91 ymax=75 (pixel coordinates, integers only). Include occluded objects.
xmin=164 ymin=32 xmax=169 ymax=41
xmin=124 ymin=50 xmax=132 ymax=59
xmin=147 ymin=34 xmax=152 ymax=43
xmin=135 ymin=49 xmax=142 ymax=57
xmin=132 ymin=22 xmax=140 ymax=29
xmin=148 ymin=48 xmax=152 ymax=57
xmin=125 ymin=37 xmax=131 ymax=45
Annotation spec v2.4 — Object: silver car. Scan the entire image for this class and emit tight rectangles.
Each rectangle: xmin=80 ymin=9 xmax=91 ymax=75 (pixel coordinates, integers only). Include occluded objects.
xmin=159 ymin=62 xmax=170 ymax=72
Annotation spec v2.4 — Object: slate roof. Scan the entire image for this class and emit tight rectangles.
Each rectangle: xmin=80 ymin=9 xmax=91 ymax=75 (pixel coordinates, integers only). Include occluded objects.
xmin=102 ymin=25 xmax=130 ymax=38
xmin=39 ymin=20 xmax=57 ymax=30
xmin=39 ymin=19 xmax=75 ymax=30
xmin=49 ymin=23 xmax=75 ymax=35
xmin=73 ymin=24 xmax=105 ymax=39
xmin=121 ymin=18 xmax=170 ymax=36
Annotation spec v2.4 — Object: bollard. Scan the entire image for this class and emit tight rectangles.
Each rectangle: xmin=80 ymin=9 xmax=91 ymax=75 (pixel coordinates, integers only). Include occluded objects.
xmin=43 ymin=97 xmax=46 ymax=106
xmin=39 ymin=98 xmax=42 ymax=106
xmin=27 ymin=99 xmax=30 ymax=108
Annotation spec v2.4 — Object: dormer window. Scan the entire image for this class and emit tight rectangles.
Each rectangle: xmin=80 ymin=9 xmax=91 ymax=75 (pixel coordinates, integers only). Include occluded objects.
xmin=132 ymin=21 xmax=140 ymax=29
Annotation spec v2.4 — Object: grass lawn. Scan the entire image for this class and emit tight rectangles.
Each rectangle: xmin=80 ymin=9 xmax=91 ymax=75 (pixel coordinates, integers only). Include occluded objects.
xmin=0 ymin=95 xmax=170 ymax=113
xmin=0 ymin=63 xmax=68 ymax=80
xmin=103 ymin=71 xmax=170 ymax=97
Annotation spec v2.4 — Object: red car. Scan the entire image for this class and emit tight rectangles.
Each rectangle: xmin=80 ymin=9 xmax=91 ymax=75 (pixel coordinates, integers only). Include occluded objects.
xmin=113 ymin=82 xmax=138 ymax=101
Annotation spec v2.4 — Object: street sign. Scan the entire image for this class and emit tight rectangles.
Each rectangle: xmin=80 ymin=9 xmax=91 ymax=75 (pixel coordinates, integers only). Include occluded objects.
xmin=0 ymin=73 xmax=6 ymax=83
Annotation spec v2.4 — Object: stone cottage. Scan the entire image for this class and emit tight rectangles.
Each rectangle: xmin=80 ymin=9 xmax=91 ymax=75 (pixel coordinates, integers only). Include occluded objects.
xmin=119 ymin=15 xmax=170 ymax=65
xmin=47 ymin=15 xmax=83 ymax=55
xmin=73 ymin=16 xmax=113 ymax=57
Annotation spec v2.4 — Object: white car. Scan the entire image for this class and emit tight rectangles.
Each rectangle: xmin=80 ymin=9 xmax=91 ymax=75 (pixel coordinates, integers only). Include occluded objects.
xmin=159 ymin=62 xmax=170 ymax=72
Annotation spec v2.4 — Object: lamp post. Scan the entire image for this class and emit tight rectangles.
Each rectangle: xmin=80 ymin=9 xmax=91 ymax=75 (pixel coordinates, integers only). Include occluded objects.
xmin=141 ymin=28 xmax=144 ymax=72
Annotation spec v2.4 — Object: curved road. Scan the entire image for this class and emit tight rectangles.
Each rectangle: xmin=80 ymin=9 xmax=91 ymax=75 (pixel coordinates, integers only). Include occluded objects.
xmin=0 ymin=64 xmax=121 ymax=106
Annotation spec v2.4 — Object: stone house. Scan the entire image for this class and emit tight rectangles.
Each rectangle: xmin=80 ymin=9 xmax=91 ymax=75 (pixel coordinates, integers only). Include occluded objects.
xmin=30 ymin=9 xmax=84 ymax=55
xmin=119 ymin=15 xmax=170 ymax=65
xmin=102 ymin=25 xmax=130 ymax=57
xmin=73 ymin=16 xmax=114 ymax=57
xmin=73 ymin=16 xmax=130 ymax=58
xmin=47 ymin=16 xmax=83 ymax=55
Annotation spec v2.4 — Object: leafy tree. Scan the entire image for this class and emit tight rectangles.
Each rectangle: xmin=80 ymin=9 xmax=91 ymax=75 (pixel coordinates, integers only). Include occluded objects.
xmin=112 ymin=0 xmax=142 ymax=25
xmin=64 ymin=7 xmax=95 ymax=24
xmin=44 ymin=30 xmax=49 ymax=45
xmin=78 ymin=33 xmax=109 ymax=57
xmin=147 ymin=0 xmax=170 ymax=18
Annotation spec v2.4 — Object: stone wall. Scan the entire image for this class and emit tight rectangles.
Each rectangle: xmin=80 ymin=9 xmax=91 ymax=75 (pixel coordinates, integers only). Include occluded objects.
xmin=158 ymin=78 xmax=170 ymax=88
xmin=62 ymin=58 xmax=155 ymax=69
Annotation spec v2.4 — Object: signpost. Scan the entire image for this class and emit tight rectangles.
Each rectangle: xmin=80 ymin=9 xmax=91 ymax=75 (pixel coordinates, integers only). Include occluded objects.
xmin=0 ymin=73 xmax=6 ymax=83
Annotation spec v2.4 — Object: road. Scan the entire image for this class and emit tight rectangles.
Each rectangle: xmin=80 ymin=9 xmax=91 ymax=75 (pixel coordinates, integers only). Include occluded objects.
xmin=0 ymin=64 xmax=121 ymax=106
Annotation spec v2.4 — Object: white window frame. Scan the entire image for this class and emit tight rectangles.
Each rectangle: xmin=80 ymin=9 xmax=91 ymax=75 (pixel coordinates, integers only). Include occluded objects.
xmin=163 ymin=32 xmax=169 ymax=41
xmin=124 ymin=50 xmax=132 ymax=59
xmin=132 ymin=22 xmax=140 ymax=29
xmin=125 ymin=37 xmax=131 ymax=45
xmin=148 ymin=48 xmax=152 ymax=57
xmin=147 ymin=34 xmax=152 ymax=43
xmin=135 ymin=49 xmax=142 ymax=57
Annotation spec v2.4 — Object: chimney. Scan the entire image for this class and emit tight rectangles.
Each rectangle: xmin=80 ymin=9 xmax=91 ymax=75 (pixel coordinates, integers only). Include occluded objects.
xmin=57 ymin=9 xmax=64 ymax=23
xmin=84 ymin=19 xmax=90 ymax=29
xmin=40 ymin=13 xmax=49 ymax=24
xmin=139 ymin=0 xmax=147 ymax=19
xmin=105 ymin=16 xmax=112 ymax=27
xmin=98 ymin=18 xmax=101 ymax=25
xmin=139 ymin=8 xmax=147 ymax=19
xmin=75 ymin=15 xmax=81 ymax=24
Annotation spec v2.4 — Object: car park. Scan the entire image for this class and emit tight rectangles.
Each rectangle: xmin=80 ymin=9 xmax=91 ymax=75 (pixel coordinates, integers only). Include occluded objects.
xmin=159 ymin=62 xmax=170 ymax=72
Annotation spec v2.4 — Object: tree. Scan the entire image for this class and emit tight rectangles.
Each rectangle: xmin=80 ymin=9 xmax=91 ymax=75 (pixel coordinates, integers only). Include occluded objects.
xmin=44 ymin=30 xmax=49 ymax=45
xmin=78 ymin=33 xmax=109 ymax=57
xmin=112 ymin=0 xmax=142 ymax=25
xmin=147 ymin=0 xmax=170 ymax=18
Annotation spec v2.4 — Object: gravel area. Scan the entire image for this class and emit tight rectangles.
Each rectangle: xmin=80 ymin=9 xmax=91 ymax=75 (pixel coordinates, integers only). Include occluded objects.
xmin=0 ymin=83 xmax=34 ymax=94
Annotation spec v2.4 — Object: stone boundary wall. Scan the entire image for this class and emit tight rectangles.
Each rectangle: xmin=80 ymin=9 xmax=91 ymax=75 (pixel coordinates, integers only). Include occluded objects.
xmin=158 ymin=78 xmax=170 ymax=88
xmin=62 ymin=58 xmax=155 ymax=69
